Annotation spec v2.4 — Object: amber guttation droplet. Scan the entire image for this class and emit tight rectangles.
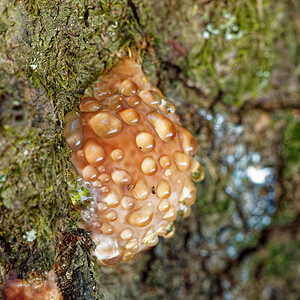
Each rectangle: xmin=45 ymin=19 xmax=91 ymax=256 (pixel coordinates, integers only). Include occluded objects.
xmin=101 ymin=222 xmax=114 ymax=235
xmin=164 ymin=206 xmax=177 ymax=223
xmin=101 ymin=186 xmax=110 ymax=193
xmin=136 ymin=132 xmax=155 ymax=153
xmin=159 ymin=155 xmax=171 ymax=168
xmin=128 ymin=203 xmax=153 ymax=227
xmin=93 ymin=180 xmax=102 ymax=188
xmin=143 ymin=232 xmax=158 ymax=247
xmin=158 ymin=199 xmax=171 ymax=212
xmin=111 ymin=168 xmax=132 ymax=186
xmin=142 ymin=76 xmax=149 ymax=83
xmin=95 ymin=237 xmax=124 ymax=266
xmin=120 ymin=228 xmax=133 ymax=241
xmin=98 ymin=202 xmax=109 ymax=212
xmin=152 ymin=87 xmax=164 ymax=98
xmin=179 ymin=177 xmax=196 ymax=206
xmin=121 ymin=195 xmax=135 ymax=210
xmin=123 ymin=252 xmax=135 ymax=262
xmin=157 ymin=180 xmax=171 ymax=199
xmin=110 ymin=149 xmax=124 ymax=161
xmin=173 ymin=151 xmax=191 ymax=172
xmin=191 ymin=158 xmax=205 ymax=182
xmin=164 ymin=224 xmax=176 ymax=239
xmin=109 ymin=95 xmax=123 ymax=111
xmin=90 ymin=112 xmax=123 ymax=138
xmin=132 ymin=177 xmax=149 ymax=200
xmin=104 ymin=191 xmax=120 ymax=207
xmin=101 ymin=253 xmax=124 ymax=266
xmin=160 ymin=99 xmax=176 ymax=114
xmin=98 ymin=165 xmax=106 ymax=173
xmin=84 ymin=139 xmax=106 ymax=166
xmin=77 ymin=150 xmax=85 ymax=158
xmin=127 ymin=95 xmax=141 ymax=107
xmin=93 ymin=83 xmax=113 ymax=100
xmin=106 ymin=211 xmax=117 ymax=222
xmin=164 ymin=169 xmax=173 ymax=177
xmin=75 ymin=150 xmax=87 ymax=165
xmin=179 ymin=204 xmax=192 ymax=218
xmin=121 ymin=79 xmax=139 ymax=96
xmin=178 ymin=126 xmax=198 ymax=156
xmin=99 ymin=173 xmax=110 ymax=183
xmin=157 ymin=224 xmax=168 ymax=236
xmin=80 ymin=96 xmax=102 ymax=112
xmin=141 ymin=157 xmax=158 ymax=176
xmin=119 ymin=109 xmax=140 ymax=126
xmin=64 ymin=111 xmax=83 ymax=151
xmin=125 ymin=239 xmax=139 ymax=253
xmin=139 ymin=90 xmax=162 ymax=109
xmin=83 ymin=165 xmax=99 ymax=182
xmin=147 ymin=112 xmax=176 ymax=142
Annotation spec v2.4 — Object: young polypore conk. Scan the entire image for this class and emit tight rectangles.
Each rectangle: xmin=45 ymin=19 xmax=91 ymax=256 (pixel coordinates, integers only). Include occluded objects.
xmin=64 ymin=59 xmax=204 ymax=266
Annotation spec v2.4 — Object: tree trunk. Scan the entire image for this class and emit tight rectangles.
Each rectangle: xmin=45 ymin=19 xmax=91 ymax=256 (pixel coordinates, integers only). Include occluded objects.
xmin=1 ymin=0 xmax=300 ymax=299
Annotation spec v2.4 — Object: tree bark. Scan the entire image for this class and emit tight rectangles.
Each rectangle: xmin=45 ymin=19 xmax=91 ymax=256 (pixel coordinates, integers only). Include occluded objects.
xmin=1 ymin=0 xmax=300 ymax=299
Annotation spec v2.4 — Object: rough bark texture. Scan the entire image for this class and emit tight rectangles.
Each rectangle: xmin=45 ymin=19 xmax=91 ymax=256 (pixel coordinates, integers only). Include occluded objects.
xmin=0 ymin=0 xmax=300 ymax=299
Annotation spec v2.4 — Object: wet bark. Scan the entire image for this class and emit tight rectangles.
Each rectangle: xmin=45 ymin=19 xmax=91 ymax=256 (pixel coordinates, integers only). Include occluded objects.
xmin=1 ymin=0 xmax=300 ymax=299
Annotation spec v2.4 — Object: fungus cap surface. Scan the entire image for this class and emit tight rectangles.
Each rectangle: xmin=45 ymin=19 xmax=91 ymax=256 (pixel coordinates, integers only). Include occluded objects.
xmin=65 ymin=59 xmax=204 ymax=265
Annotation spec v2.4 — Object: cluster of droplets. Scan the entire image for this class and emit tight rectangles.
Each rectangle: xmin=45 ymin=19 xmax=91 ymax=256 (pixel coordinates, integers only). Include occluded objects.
xmin=64 ymin=59 xmax=204 ymax=265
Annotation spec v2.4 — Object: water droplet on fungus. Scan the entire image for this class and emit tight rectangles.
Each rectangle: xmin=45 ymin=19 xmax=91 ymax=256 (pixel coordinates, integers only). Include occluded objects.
xmin=93 ymin=83 xmax=113 ymax=100
xmin=139 ymin=90 xmax=162 ymax=109
xmin=80 ymin=96 xmax=102 ymax=112
xmin=147 ymin=112 xmax=176 ymax=142
xmin=110 ymin=149 xmax=124 ymax=161
xmin=132 ymin=177 xmax=149 ymax=200
xmin=64 ymin=111 xmax=83 ymax=151
xmin=141 ymin=157 xmax=158 ymax=175
xmin=104 ymin=191 xmax=120 ymax=208
xmin=143 ymin=232 xmax=158 ymax=247
xmin=90 ymin=112 xmax=123 ymax=138
xmin=136 ymin=132 xmax=156 ymax=153
xmin=65 ymin=59 xmax=202 ymax=265
xmin=160 ymin=99 xmax=176 ymax=114
xmin=191 ymin=158 xmax=205 ymax=182
xmin=173 ymin=151 xmax=191 ymax=172
xmin=119 ymin=109 xmax=140 ymax=126
xmin=120 ymin=228 xmax=133 ymax=241
xmin=121 ymin=196 xmax=135 ymax=210
xmin=84 ymin=139 xmax=106 ymax=166
xmin=82 ymin=165 xmax=99 ymax=182
xmin=111 ymin=168 xmax=132 ymax=186
xmin=159 ymin=155 xmax=171 ymax=168
xmin=178 ymin=126 xmax=198 ymax=156
xmin=158 ymin=199 xmax=171 ymax=212
xmin=121 ymin=79 xmax=139 ymax=96
xmin=163 ymin=206 xmax=177 ymax=223
xmin=127 ymin=94 xmax=141 ymax=107
xmin=128 ymin=203 xmax=154 ymax=227
xmin=105 ymin=210 xmax=118 ymax=222
xmin=179 ymin=177 xmax=196 ymax=206
xmin=157 ymin=180 xmax=171 ymax=199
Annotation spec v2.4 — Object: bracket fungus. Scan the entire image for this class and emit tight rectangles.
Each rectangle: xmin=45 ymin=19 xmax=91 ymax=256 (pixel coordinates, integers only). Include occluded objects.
xmin=64 ymin=59 xmax=204 ymax=265
xmin=1 ymin=272 xmax=62 ymax=300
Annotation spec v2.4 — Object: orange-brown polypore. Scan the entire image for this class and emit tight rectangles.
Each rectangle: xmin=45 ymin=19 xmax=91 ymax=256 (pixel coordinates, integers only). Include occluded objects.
xmin=1 ymin=272 xmax=62 ymax=300
xmin=64 ymin=59 xmax=204 ymax=265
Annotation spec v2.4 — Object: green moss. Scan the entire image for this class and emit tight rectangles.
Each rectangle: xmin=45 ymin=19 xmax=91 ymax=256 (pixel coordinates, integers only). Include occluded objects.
xmin=265 ymin=241 xmax=300 ymax=279
xmin=283 ymin=114 xmax=300 ymax=164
